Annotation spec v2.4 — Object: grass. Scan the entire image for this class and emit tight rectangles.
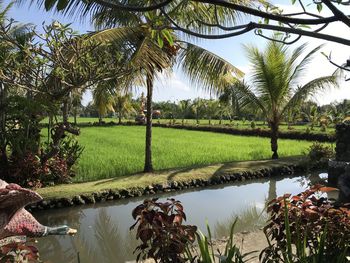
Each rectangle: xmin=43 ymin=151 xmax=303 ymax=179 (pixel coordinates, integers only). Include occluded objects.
xmin=37 ymin=157 xmax=303 ymax=199
xmin=43 ymin=126 xmax=320 ymax=182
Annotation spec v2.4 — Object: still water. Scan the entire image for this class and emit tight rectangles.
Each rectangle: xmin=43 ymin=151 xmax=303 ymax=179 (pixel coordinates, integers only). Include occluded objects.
xmin=34 ymin=172 xmax=327 ymax=263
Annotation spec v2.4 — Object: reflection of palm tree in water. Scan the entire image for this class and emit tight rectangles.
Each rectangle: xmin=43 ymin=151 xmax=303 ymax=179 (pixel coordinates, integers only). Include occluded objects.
xmin=267 ymin=179 xmax=277 ymax=202
xmin=74 ymin=208 xmax=138 ymax=263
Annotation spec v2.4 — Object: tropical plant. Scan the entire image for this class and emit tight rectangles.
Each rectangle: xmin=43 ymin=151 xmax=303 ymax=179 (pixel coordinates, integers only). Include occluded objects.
xmin=0 ymin=241 xmax=40 ymax=263
xmin=131 ymin=198 xmax=197 ymax=262
xmin=194 ymin=219 xmax=256 ymax=263
xmin=92 ymin=83 xmax=115 ymax=123
xmin=260 ymin=185 xmax=350 ymax=262
xmin=231 ymin=40 xmax=338 ymax=158
xmin=301 ymin=101 xmax=320 ymax=130
xmin=205 ymin=99 xmax=220 ymax=125
xmin=114 ymin=92 xmax=134 ymax=124
xmin=85 ymin=5 xmax=244 ymax=172
xmin=178 ymin=99 xmax=191 ymax=126
xmin=192 ymin=98 xmax=207 ymax=125
xmin=219 ymin=86 xmax=243 ymax=121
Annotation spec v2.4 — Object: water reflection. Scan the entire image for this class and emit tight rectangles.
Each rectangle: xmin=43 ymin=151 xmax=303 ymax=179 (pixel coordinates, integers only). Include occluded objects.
xmin=34 ymin=173 xmax=320 ymax=263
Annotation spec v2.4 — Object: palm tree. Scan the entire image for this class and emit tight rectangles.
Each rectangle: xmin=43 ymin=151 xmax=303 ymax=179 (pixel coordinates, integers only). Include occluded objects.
xmin=231 ymin=40 xmax=338 ymax=159
xmin=205 ymin=99 xmax=220 ymax=125
xmin=114 ymin=92 xmax=134 ymax=124
xmin=301 ymin=102 xmax=320 ymax=130
xmin=219 ymin=85 xmax=243 ymax=120
xmin=87 ymin=6 xmax=243 ymax=172
xmin=178 ymin=99 xmax=191 ymax=126
xmin=191 ymin=98 xmax=206 ymax=125
xmin=217 ymin=103 xmax=231 ymax=125
xmin=92 ymin=84 xmax=115 ymax=123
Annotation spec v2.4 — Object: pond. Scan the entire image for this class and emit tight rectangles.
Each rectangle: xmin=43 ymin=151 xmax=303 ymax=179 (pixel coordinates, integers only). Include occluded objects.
xmin=34 ymin=172 xmax=328 ymax=263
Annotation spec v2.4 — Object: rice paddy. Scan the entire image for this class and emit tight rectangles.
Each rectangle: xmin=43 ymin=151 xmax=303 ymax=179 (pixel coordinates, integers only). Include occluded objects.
xmin=61 ymin=126 xmax=320 ymax=182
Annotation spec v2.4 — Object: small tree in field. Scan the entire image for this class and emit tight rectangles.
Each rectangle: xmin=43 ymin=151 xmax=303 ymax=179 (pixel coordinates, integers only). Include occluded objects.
xmin=232 ymin=40 xmax=338 ymax=159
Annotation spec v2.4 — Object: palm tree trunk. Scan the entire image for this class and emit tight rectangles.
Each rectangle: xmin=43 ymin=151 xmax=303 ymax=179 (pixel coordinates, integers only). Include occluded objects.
xmin=144 ymin=73 xmax=154 ymax=173
xmin=182 ymin=117 xmax=184 ymax=126
xmin=270 ymin=121 xmax=279 ymax=159
xmin=118 ymin=110 xmax=122 ymax=124
xmin=62 ymin=98 xmax=69 ymax=124
xmin=73 ymin=110 xmax=77 ymax=125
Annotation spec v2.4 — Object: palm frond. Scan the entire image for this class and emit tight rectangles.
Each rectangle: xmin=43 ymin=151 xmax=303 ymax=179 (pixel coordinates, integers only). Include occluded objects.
xmin=282 ymin=75 xmax=338 ymax=115
xmin=288 ymin=44 xmax=325 ymax=86
xmin=178 ymin=42 xmax=243 ymax=93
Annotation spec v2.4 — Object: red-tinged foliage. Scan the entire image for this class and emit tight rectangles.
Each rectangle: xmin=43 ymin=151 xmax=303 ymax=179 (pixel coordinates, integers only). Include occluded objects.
xmin=0 ymin=242 xmax=40 ymax=262
xmin=263 ymin=184 xmax=350 ymax=260
xmin=131 ymin=198 xmax=197 ymax=263
xmin=4 ymin=152 xmax=71 ymax=188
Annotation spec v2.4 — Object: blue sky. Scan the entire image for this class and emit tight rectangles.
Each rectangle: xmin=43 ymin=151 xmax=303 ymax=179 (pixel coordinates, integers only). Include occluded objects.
xmin=7 ymin=0 xmax=350 ymax=105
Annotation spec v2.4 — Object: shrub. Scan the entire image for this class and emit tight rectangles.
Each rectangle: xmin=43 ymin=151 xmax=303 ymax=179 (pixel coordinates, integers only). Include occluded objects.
xmin=131 ymin=198 xmax=197 ymax=262
xmin=307 ymin=142 xmax=334 ymax=163
xmin=260 ymin=185 xmax=350 ymax=262
xmin=2 ymin=135 xmax=83 ymax=188
xmin=250 ymin=121 xmax=256 ymax=129
xmin=0 ymin=241 xmax=40 ymax=263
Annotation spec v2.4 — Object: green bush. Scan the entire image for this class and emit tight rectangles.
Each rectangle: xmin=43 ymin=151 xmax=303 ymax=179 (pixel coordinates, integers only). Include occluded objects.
xmin=308 ymin=142 xmax=334 ymax=163
xmin=260 ymin=185 xmax=350 ymax=263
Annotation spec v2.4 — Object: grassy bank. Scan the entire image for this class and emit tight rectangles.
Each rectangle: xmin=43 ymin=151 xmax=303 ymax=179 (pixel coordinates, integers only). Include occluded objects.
xmin=37 ymin=157 xmax=303 ymax=199
xmin=47 ymin=126 xmax=319 ymax=182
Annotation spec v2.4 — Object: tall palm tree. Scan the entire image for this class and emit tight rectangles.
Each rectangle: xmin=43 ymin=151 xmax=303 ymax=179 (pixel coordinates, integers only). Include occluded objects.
xmin=87 ymin=6 xmax=244 ymax=172
xmin=231 ymin=40 xmax=338 ymax=159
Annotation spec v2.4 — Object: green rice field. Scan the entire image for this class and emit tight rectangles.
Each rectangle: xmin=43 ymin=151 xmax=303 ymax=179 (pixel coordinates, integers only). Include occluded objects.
xmin=41 ymin=116 xmax=334 ymax=134
xmin=56 ymin=126 xmax=322 ymax=182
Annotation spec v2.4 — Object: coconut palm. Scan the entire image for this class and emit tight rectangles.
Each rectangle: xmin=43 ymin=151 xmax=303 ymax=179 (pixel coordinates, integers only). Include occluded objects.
xmin=231 ymin=40 xmax=338 ymax=159
xmin=191 ymin=98 xmax=206 ymax=125
xmin=205 ymin=99 xmax=220 ymax=125
xmin=301 ymin=102 xmax=320 ymax=130
xmin=114 ymin=92 xmax=134 ymax=124
xmin=92 ymin=84 xmax=115 ymax=123
xmin=85 ymin=6 xmax=244 ymax=172
xmin=178 ymin=99 xmax=191 ymax=126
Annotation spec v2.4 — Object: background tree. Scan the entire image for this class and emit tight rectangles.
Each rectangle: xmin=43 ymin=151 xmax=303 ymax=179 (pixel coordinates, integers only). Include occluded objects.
xmin=92 ymin=84 xmax=115 ymax=123
xmin=191 ymin=98 xmax=206 ymax=125
xmin=178 ymin=99 xmax=191 ymax=125
xmin=114 ymin=92 xmax=134 ymax=124
xmin=232 ymin=40 xmax=338 ymax=159
xmin=205 ymin=99 xmax=220 ymax=125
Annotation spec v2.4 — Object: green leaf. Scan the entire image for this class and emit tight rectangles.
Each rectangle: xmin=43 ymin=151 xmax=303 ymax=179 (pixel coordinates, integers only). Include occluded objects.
xmin=161 ymin=30 xmax=174 ymax=46
xmin=157 ymin=34 xmax=164 ymax=48
xmin=44 ymin=0 xmax=58 ymax=11
xmin=57 ymin=0 xmax=69 ymax=10
xmin=264 ymin=18 xmax=269 ymax=24
xmin=317 ymin=3 xmax=322 ymax=12
xmin=291 ymin=0 xmax=297 ymax=4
